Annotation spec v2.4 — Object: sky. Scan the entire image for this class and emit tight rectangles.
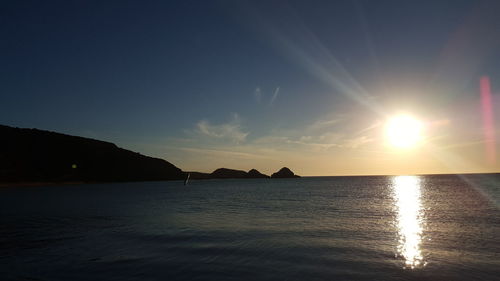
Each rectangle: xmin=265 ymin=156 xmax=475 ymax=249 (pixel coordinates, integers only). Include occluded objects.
xmin=2 ymin=0 xmax=500 ymax=176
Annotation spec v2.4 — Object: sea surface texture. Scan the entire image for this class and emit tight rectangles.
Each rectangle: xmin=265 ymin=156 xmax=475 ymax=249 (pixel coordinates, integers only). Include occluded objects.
xmin=1 ymin=175 xmax=499 ymax=281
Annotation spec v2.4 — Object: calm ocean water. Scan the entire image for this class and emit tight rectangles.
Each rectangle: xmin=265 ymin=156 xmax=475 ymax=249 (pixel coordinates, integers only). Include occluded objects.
xmin=1 ymin=175 xmax=499 ymax=281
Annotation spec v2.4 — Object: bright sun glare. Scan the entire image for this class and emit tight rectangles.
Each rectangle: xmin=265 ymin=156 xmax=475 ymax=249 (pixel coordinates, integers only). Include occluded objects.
xmin=386 ymin=115 xmax=423 ymax=149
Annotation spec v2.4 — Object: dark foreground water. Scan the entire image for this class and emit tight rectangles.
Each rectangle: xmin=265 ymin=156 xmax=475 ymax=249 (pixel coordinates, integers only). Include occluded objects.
xmin=1 ymin=175 xmax=500 ymax=281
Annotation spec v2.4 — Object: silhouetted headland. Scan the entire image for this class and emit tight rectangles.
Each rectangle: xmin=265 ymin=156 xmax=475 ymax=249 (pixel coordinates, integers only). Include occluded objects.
xmin=0 ymin=125 xmax=184 ymax=183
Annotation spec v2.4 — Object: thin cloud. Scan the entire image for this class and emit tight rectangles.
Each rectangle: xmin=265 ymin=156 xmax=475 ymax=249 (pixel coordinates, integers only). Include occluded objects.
xmin=179 ymin=147 xmax=268 ymax=160
xmin=254 ymin=128 xmax=373 ymax=151
xmin=254 ymin=87 xmax=262 ymax=103
xmin=355 ymin=120 xmax=382 ymax=136
xmin=440 ymin=139 xmax=486 ymax=150
xmin=339 ymin=135 xmax=374 ymax=149
xmin=308 ymin=117 xmax=342 ymax=131
xmin=195 ymin=114 xmax=249 ymax=144
xmin=269 ymin=86 xmax=280 ymax=106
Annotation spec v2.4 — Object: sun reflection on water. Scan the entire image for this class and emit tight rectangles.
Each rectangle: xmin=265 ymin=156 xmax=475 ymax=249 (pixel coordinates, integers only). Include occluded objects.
xmin=392 ymin=175 xmax=425 ymax=269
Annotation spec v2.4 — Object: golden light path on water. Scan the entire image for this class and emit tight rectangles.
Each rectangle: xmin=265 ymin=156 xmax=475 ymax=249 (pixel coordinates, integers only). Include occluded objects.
xmin=392 ymin=176 xmax=426 ymax=269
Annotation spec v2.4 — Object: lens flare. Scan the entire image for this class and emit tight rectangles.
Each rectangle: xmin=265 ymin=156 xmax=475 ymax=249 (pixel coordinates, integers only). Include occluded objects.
xmin=480 ymin=76 xmax=496 ymax=164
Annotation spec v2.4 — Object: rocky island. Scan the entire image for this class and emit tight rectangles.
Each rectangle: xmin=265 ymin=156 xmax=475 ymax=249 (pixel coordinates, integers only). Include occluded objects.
xmin=271 ymin=167 xmax=301 ymax=178
xmin=189 ymin=168 xmax=271 ymax=180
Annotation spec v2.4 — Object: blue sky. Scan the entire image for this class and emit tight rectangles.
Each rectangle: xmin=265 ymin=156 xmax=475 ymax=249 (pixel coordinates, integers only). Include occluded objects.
xmin=2 ymin=0 xmax=500 ymax=175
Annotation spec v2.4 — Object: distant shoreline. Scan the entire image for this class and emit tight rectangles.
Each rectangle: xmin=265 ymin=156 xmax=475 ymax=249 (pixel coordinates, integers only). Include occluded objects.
xmin=0 ymin=181 xmax=86 ymax=188
xmin=2 ymin=172 xmax=499 ymax=188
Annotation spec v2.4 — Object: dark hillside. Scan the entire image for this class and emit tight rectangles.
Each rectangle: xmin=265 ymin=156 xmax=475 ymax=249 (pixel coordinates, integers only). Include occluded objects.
xmin=0 ymin=125 xmax=184 ymax=183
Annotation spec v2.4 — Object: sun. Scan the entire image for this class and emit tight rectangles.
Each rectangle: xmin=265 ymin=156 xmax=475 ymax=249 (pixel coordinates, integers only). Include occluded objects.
xmin=385 ymin=115 xmax=423 ymax=149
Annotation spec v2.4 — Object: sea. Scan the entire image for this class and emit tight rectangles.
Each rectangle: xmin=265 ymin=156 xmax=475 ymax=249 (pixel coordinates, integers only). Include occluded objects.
xmin=1 ymin=174 xmax=499 ymax=281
